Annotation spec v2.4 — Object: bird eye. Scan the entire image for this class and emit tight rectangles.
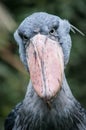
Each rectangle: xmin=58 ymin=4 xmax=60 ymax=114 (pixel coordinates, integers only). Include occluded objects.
xmin=49 ymin=28 xmax=55 ymax=34
xmin=49 ymin=25 xmax=58 ymax=35
xmin=22 ymin=35 xmax=28 ymax=41
xmin=19 ymin=32 xmax=28 ymax=41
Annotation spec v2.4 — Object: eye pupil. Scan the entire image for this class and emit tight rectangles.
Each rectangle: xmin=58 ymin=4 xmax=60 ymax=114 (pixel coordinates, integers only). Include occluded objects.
xmin=23 ymin=35 xmax=28 ymax=40
xmin=49 ymin=28 xmax=56 ymax=35
xmin=50 ymin=29 xmax=54 ymax=34
xmin=19 ymin=32 xmax=28 ymax=41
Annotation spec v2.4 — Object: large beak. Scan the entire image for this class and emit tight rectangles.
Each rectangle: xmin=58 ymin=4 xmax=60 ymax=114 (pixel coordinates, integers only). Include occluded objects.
xmin=26 ymin=34 xmax=64 ymax=101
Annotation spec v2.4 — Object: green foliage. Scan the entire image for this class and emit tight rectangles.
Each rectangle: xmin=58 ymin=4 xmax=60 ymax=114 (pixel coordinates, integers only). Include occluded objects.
xmin=0 ymin=0 xmax=86 ymax=129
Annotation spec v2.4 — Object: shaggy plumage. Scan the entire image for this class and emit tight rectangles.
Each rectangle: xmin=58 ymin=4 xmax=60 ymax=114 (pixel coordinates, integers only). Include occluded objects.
xmin=5 ymin=12 xmax=86 ymax=130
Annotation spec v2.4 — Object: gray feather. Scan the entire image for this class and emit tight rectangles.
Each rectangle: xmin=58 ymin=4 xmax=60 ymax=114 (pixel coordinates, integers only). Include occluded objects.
xmin=5 ymin=12 xmax=86 ymax=130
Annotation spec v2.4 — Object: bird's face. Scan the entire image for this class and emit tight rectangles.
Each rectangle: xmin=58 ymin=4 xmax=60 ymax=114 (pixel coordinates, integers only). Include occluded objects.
xmin=14 ymin=12 xmax=72 ymax=101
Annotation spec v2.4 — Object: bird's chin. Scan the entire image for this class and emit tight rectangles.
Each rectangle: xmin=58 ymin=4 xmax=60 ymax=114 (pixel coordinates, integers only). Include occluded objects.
xmin=26 ymin=34 xmax=64 ymax=101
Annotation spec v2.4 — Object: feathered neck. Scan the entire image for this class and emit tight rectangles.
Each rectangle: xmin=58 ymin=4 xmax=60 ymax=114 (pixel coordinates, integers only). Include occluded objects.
xmin=24 ymin=74 xmax=75 ymax=110
xmin=17 ymin=74 xmax=86 ymax=130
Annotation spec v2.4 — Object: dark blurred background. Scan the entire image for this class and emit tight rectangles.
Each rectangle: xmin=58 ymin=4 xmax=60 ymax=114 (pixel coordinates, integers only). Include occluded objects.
xmin=0 ymin=0 xmax=86 ymax=129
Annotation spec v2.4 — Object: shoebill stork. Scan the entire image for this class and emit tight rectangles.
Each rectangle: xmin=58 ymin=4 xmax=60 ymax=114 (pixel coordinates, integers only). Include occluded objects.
xmin=5 ymin=12 xmax=86 ymax=130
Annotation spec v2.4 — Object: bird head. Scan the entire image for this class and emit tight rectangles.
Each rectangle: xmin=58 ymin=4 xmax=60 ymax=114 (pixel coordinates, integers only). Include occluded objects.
xmin=14 ymin=12 xmax=72 ymax=102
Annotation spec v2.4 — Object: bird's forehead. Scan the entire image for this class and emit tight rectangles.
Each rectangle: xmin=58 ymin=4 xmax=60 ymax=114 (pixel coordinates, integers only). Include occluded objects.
xmin=18 ymin=12 xmax=60 ymax=31
xmin=29 ymin=12 xmax=60 ymax=25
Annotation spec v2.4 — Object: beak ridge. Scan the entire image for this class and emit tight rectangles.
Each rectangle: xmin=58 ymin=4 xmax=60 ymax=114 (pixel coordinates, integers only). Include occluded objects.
xmin=26 ymin=34 xmax=64 ymax=101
